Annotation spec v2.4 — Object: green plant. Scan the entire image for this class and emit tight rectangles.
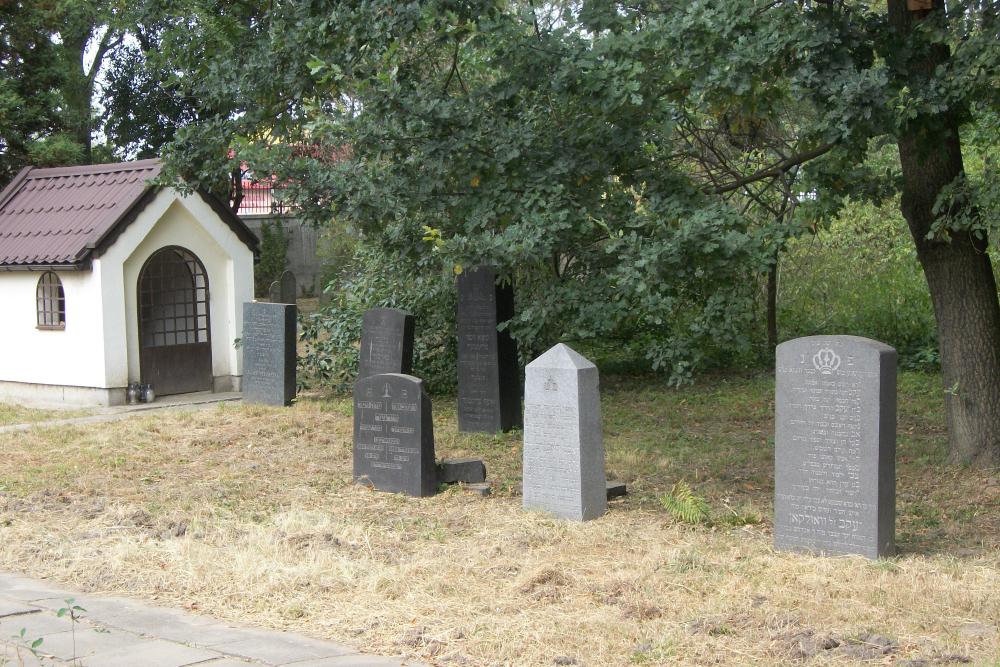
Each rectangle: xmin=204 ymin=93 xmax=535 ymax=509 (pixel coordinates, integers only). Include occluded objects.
xmin=659 ymin=481 xmax=711 ymax=525
xmin=9 ymin=627 xmax=44 ymax=666
xmin=57 ymin=598 xmax=86 ymax=665
xmin=254 ymin=220 xmax=288 ymax=298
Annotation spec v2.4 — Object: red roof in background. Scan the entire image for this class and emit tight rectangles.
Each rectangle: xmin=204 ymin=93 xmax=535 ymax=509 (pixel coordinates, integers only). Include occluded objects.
xmin=0 ymin=159 xmax=162 ymax=267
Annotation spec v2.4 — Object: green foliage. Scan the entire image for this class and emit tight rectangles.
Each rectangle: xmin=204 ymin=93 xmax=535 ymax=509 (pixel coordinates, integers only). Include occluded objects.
xmin=25 ymin=133 xmax=87 ymax=168
xmin=300 ymin=244 xmax=457 ymax=392
xmin=659 ymin=481 xmax=712 ymax=525
xmin=159 ymin=0 xmax=1000 ymax=386
xmin=254 ymin=221 xmax=288 ymax=298
xmin=780 ymin=197 xmax=939 ymax=368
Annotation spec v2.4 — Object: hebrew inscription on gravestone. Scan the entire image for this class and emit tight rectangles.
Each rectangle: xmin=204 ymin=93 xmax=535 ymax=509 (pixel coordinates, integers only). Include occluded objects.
xmin=242 ymin=302 xmax=297 ymax=406
xmin=358 ymin=308 xmax=415 ymax=380
xmin=456 ymin=265 xmax=521 ymax=433
xmin=353 ymin=373 xmax=436 ymax=497
xmin=774 ymin=335 xmax=896 ymax=559
xmin=522 ymin=343 xmax=606 ymax=521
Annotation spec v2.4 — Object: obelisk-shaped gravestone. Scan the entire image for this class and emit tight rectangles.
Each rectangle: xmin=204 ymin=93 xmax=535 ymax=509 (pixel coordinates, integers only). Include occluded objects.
xmin=279 ymin=270 xmax=297 ymax=304
xmin=358 ymin=308 xmax=415 ymax=379
xmin=774 ymin=335 xmax=896 ymax=559
xmin=456 ymin=265 xmax=520 ymax=432
xmin=522 ymin=344 xmax=606 ymax=521
xmin=242 ymin=302 xmax=297 ymax=406
xmin=353 ymin=373 xmax=436 ymax=497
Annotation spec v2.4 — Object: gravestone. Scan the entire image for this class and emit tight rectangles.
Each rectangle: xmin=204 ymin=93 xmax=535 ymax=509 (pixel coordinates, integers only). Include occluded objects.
xmin=774 ymin=335 xmax=896 ymax=559
xmin=242 ymin=302 xmax=297 ymax=406
xmin=279 ymin=270 xmax=297 ymax=304
xmin=522 ymin=343 xmax=606 ymax=521
xmin=358 ymin=308 xmax=415 ymax=379
xmin=456 ymin=265 xmax=520 ymax=432
xmin=268 ymin=280 xmax=281 ymax=303
xmin=353 ymin=373 xmax=436 ymax=497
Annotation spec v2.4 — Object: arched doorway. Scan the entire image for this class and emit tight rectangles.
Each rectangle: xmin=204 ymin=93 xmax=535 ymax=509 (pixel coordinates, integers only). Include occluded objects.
xmin=138 ymin=246 xmax=212 ymax=396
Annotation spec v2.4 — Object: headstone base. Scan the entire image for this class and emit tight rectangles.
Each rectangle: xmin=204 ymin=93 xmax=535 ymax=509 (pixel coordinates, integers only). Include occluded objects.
xmin=437 ymin=458 xmax=487 ymax=484
xmin=606 ymin=481 xmax=627 ymax=499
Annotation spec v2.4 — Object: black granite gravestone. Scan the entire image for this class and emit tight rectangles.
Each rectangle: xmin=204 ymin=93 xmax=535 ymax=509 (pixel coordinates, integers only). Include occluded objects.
xmin=358 ymin=308 xmax=415 ymax=379
xmin=353 ymin=373 xmax=436 ymax=497
xmin=279 ymin=270 xmax=297 ymax=304
xmin=268 ymin=280 xmax=281 ymax=303
xmin=456 ymin=265 xmax=520 ymax=432
xmin=774 ymin=335 xmax=896 ymax=559
xmin=242 ymin=302 xmax=297 ymax=406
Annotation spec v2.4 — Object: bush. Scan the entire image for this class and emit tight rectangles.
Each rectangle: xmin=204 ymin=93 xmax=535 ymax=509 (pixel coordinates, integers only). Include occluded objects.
xmin=299 ymin=244 xmax=458 ymax=393
xmin=254 ymin=220 xmax=288 ymax=297
xmin=778 ymin=198 xmax=939 ymax=369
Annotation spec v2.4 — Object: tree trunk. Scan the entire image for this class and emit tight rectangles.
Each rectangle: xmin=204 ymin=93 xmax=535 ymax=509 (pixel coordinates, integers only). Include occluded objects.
xmin=767 ymin=252 xmax=778 ymax=355
xmin=888 ymin=0 xmax=1000 ymax=466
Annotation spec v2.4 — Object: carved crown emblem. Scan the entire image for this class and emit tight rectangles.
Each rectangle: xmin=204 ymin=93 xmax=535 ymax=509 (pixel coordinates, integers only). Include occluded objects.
xmin=812 ymin=348 xmax=841 ymax=374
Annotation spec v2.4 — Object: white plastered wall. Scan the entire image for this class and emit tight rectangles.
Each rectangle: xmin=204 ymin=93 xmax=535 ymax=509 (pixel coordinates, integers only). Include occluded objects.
xmin=100 ymin=189 xmax=255 ymax=388
xmin=0 ymin=267 xmax=108 ymax=390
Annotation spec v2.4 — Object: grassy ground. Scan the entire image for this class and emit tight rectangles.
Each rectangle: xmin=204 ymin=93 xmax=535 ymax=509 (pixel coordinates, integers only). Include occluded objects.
xmin=0 ymin=371 xmax=997 ymax=666
xmin=0 ymin=403 xmax=88 ymax=427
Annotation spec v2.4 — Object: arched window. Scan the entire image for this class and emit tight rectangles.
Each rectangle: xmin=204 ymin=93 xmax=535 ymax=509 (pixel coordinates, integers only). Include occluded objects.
xmin=36 ymin=271 xmax=66 ymax=329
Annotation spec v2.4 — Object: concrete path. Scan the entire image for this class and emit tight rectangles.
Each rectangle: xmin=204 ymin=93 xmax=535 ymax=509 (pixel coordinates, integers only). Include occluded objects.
xmin=0 ymin=573 xmax=426 ymax=667
xmin=0 ymin=392 xmax=243 ymax=435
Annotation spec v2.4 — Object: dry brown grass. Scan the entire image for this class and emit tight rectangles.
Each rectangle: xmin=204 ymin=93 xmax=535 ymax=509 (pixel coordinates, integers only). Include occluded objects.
xmin=0 ymin=375 xmax=998 ymax=666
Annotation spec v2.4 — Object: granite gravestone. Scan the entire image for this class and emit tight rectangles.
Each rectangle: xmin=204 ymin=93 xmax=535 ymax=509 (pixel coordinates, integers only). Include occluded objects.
xmin=268 ymin=280 xmax=281 ymax=303
xmin=522 ymin=344 xmax=606 ymax=521
xmin=456 ymin=265 xmax=520 ymax=432
xmin=353 ymin=373 xmax=436 ymax=497
xmin=774 ymin=335 xmax=896 ymax=559
xmin=358 ymin=308 xmax=415 ymax=379
xmin=279 ymin=270 xmax=297 ymax=304
xmin=242 ymin=302 xmax=297 ymax=406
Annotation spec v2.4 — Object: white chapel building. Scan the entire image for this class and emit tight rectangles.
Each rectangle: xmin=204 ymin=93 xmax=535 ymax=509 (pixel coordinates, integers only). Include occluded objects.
xmin=0 ymin=159 xmax=257 ymax=406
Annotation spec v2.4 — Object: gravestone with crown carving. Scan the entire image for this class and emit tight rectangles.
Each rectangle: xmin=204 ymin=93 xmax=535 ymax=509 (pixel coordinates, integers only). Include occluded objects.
xmin=774 ymin=335 xmax=896 ymax=559
xmin=456 ymin=265 xmax=521 ymax=432
xmin=353 ymin=373 xmax=436 ymax=497
xmin=522 ymin=343 xmax=606 ymax=521
xmin=358 ymin=308 xmax=415 ymax=380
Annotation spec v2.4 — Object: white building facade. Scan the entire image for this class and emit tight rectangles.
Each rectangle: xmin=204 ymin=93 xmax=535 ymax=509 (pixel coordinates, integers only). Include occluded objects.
xmin=0 ymin=160 xmax=257 ymax=406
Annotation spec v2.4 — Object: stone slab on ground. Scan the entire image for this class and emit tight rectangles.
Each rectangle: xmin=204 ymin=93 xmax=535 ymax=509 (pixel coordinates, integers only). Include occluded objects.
xmin=0 ymin=572 xmax=428 ymax=667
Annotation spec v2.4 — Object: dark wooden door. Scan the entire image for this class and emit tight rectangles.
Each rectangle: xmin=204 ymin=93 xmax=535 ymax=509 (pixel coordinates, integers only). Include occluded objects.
xmin=138 ymin=246 xmax=212 ymax=396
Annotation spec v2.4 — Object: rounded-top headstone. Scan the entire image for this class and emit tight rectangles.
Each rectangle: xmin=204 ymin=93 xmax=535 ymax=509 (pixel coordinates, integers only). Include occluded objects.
xmin=774 ymin=335 xmax=896 ymax=559
xmin=353 ymin=373 xmax=436 ymax=497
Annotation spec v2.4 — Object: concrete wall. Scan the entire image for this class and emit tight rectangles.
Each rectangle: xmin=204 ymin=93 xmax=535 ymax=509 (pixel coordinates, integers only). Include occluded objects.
xmin=241 ymin=214 xmax=321 ymax=296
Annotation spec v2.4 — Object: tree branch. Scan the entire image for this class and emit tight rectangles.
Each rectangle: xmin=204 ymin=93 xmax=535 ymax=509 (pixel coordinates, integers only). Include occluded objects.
xmin=710 ymin=142 xmax=835 ymax=194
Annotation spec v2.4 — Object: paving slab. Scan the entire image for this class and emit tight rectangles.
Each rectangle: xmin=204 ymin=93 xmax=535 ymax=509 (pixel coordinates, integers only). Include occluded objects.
xmin=29 ymin=625 xmax=150 ymax=661
xmin=81 ymin=638 xmax=219 ymax=667
xmin=285 ymin=656 xmax=415 ymax=667
xmin=0 ymin=601 xmax=37 ymax=617
xmin=212 ymin=632 xmax=351 ymax=663
xmin=0 ymin=610 xmax=74 ymax=637
xmin=0 ymin=572 xmax=429 ymax=667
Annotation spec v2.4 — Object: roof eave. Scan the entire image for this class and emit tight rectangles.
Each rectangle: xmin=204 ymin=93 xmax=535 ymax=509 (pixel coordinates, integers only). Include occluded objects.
xmin=0 ymin=260 xmax=91 ymax=272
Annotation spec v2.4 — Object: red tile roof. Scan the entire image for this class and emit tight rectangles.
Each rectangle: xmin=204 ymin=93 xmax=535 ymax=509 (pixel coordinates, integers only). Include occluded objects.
xmin=0 ymin=159 xmax=162 ymax=267
xmin=0 ymin=159 xmax=258 ymax=268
